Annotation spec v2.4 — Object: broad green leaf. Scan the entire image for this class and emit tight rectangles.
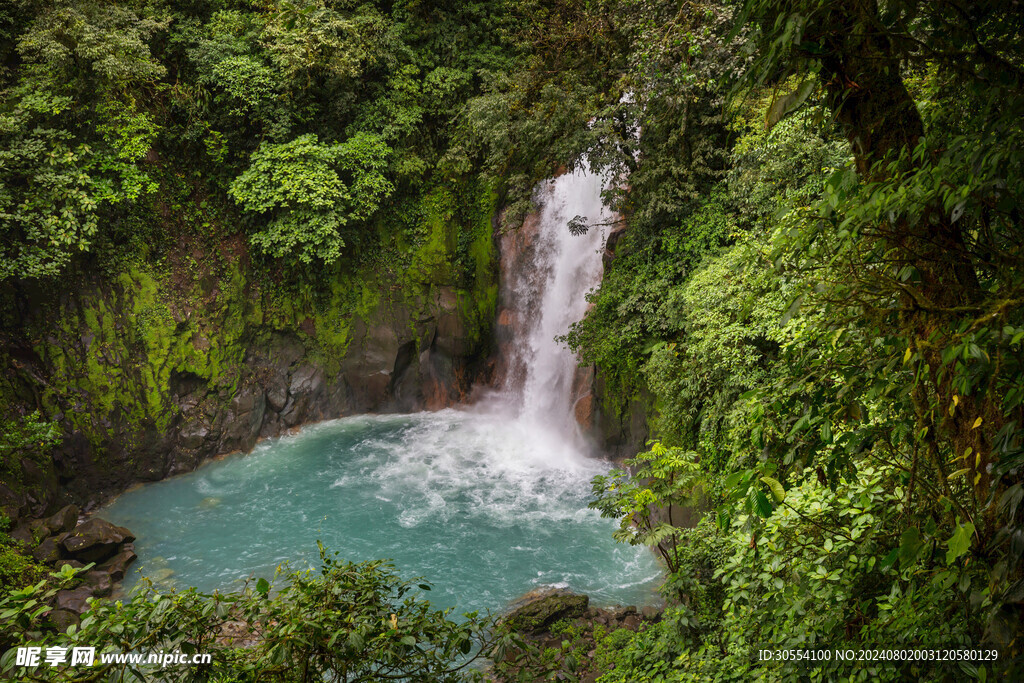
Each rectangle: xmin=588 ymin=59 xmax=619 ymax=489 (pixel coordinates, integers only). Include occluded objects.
xmin=898 ymin=527 xmax=923 ymax=568
xmin=780 ymin=293 xmax=805 ymax=327
xmin=760 ymin=476 xmax=785 ymax=503
xmin=946 ymin=523 xmax=975 ymax=564
xmin=753 ymin=490 xmax=773 ymax=518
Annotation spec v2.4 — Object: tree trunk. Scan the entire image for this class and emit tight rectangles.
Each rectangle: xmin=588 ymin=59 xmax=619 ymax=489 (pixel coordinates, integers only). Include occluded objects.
xmin=801 ymin=0 xmax=991 ymax=502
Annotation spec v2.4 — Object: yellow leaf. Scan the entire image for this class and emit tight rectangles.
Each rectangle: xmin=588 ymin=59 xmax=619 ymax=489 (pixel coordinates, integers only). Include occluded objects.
xmin=948 ymin=468 xmax=969 ymax=480
xmin=971 ymin=417 xmax=983 ymax=429
xmin=953 ymin=395 xmax=960 ymax=407
xmin=903 ymin=347 xmax=912 ymax=364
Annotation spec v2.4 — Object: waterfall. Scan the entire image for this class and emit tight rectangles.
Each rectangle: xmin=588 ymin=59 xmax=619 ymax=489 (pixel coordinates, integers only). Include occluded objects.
xmin=490 ymin=166 xmax=614 ymax=446
xmin=100 ymin=164 xmax=664 ymax=609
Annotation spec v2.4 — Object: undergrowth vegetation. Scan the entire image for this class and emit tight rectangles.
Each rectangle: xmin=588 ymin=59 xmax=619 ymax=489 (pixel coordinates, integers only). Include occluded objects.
xmin=0 ymin=545 xmax=513 ymax=682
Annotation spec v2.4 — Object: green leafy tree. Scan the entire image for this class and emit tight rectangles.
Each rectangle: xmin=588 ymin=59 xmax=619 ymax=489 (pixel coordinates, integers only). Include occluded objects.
xmin=590 ymin=442 xmax=704 ymax=589
xmin=0 ymin=411 xmax=61 ymax=477
xmin=229 ymin=132 xmax=393 ymax=265
xmin=0 ymin=0 xmax=165 ymax=281
xmin=0 ymin=545 xmax=514 ymax=682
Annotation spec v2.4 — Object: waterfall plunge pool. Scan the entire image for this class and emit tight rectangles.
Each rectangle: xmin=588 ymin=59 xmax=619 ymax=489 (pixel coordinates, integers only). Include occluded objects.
xmin=101 ymin=165 xmax=659 ymax=616
xmin=100 ymin=408 xmax=664 ymax=614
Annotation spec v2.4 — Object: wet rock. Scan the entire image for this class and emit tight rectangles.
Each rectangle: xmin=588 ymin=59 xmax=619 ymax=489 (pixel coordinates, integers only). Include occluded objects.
xmin=59 ymin=518 xmax=135 ymax=564
xmin=265 ymin=376 xmax=289 ymax=413
xmin=388 ymin=341 xmax=423 ymax=411
xmin=55 ymin=586 xmax=94 ymax=614
xmin=0 ymin=483 xmax=25 ymax=522
xmin=9 ymin=524 xmax=34 ymax=546
xmin=605 ymin=224 xmax=627 ymax=254
xmin=221 ymin=388 xmax=266 ymax=450
xmin=28 ymin=518 xmax=50 ymax=543
xmin=147 ymin=567 xmax=175 ymax=584
xmin=32 ymin=536 xmax=63 ymax=563
xmin=592 ymin=373 xmax=652 ymax=461
xmin=44 ymin=504 xmax=80 ymax=534
xmin=419 ymin=349 xmax=458 ymax=410
xmin=342 ymin=368 xmax=391 ymax=412
xmin=83 ymin=570 xmax=113 ymax=597
xmin=269 ymin=333 xmax=305 ymax=369
xmin=573 ymin=394 xmax=595 ymax=430
xmin=98 ymin=548 xmax=137 ymax=582
xmin=20 ymin=458 xmax=59 ymax=509
xmin=502 ymin=588 xmax=589 ymax=635
xmin=279 ymin=394 xmax=310 ymax=427
xmin=641 ymin=605 xmax=661 ymax=620
xmin=433 ymin=289 xmax=469 ymax=358
xmin=48 ymin=609 xmax=80 ymax=633
xmin=231 ymin=388 xmax=259 ymax=415
xmin=179 ymin=419 xmax=210 ymax=450
xmin=608 ymin=606 xmax=637 ymax=623
xmin=289 ymin=365 xmax=324 ymax=397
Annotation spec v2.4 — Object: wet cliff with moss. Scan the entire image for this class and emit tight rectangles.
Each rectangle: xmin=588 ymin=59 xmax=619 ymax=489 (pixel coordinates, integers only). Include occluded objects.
xmin=0 ymin=177 xmax=500 ymax=517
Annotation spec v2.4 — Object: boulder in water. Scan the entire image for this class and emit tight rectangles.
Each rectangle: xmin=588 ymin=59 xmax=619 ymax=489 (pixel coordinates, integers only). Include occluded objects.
xmin=82 ymin=569 xmax=113 ymax=597
xmin=501 ymin=587 xmax=589 ymax=635
xmin=147 ymin=567 xmax=176 ymax=585
xmin=58 ymin=518 xmax=135 ymax=563
xmin=98 ymin=548 xmax=138 ymax=582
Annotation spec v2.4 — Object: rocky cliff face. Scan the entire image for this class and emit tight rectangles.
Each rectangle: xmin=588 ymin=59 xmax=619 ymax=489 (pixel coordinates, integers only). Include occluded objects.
xmin=490 ymin=202 xmax=650 ymax=461
xmin=0 ymin=184 xmax=499 ymax=522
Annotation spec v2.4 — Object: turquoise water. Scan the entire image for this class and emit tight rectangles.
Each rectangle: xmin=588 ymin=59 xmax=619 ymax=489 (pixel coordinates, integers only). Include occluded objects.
xmin=100 ymin=409 xmax=663 ymax=615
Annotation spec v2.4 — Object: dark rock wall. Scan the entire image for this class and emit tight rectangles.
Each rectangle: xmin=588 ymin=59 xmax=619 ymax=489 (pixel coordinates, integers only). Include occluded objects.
xmin=0 ymin=185 xmax=499 ymax=522
xmin=568 ymin=225 xmax=652 ymax=461
xmin=0 ymin=179 xmax=653 ymax=527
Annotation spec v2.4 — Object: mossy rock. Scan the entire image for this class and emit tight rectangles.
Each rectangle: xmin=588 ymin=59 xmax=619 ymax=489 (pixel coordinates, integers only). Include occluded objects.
xmin=502 ymin=588 xmax=589 ymax=636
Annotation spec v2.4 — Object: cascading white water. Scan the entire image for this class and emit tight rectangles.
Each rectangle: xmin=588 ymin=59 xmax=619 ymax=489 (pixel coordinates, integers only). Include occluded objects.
xmin=492 ymin=166 xmax=615 ymax=444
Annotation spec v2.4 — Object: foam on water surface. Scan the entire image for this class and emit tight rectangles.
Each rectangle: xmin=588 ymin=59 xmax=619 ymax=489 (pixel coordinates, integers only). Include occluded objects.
xmin=102 ymin=411 xmax=662 ymax=611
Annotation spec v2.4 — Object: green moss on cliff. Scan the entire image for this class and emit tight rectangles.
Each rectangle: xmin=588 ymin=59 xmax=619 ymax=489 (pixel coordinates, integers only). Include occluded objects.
xmin=4 ymin=177 xmax=501 ymax=490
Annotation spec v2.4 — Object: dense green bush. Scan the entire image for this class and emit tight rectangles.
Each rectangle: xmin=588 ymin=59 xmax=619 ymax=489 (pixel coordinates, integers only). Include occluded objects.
xmin=0 ymin=544 xmax=511 ymax=682
xmin=228 ymin=132 xmax=393 ymax=264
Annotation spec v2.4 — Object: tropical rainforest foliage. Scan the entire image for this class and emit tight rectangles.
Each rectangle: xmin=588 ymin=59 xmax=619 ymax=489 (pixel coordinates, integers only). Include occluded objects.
xmin=2 ymin=0 xmax=1023 ymax=681
xmin=0 ymin=0 xmax=517 ymax=278
xmin=0 ymin=546 xmax=511 ymax=682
